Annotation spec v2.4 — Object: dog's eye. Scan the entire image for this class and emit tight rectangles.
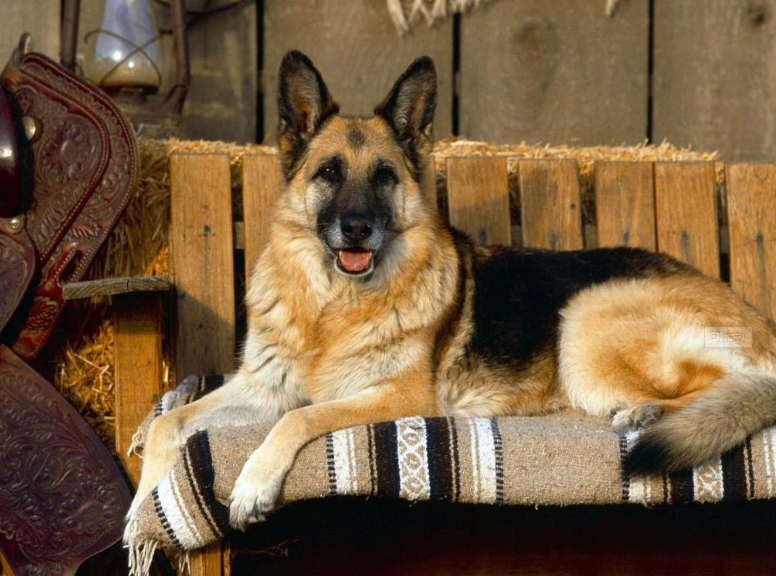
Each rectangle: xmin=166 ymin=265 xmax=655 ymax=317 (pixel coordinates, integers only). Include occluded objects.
xmin=317 ymin=165 xmax=341 ymax=183
xmin=374 ymin=166 xmax=396 ymax=186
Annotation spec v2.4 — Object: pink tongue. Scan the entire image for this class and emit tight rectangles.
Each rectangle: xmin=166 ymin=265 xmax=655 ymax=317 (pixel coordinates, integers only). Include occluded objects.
xmin=339 ymin=250 xmax=372 ymax=272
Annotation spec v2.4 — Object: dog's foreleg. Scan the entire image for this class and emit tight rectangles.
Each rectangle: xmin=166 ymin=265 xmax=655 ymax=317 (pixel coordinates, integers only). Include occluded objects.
xmin=229 ymin=370 xmax=440 ymax=529
xmin=129 ymin=370 xmax=302 ymax=519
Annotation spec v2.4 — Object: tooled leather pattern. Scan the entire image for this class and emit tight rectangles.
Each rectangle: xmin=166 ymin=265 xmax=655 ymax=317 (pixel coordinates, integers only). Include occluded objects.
xmin=0 ymin=346 xmax=131 ymax=575
xmin=1 ymin=54 xmax=137 ymax=360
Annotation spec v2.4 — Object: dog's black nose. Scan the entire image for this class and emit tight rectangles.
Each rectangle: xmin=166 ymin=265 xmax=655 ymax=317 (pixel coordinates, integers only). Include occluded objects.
xmin=341 ymin=214 xmax=373 ymax=242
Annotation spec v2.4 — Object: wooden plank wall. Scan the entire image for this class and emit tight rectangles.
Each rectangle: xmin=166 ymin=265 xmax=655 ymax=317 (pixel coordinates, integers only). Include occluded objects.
xmin=182 ymin=1 xmax=258 ymax=143
xmin=460 ymin=0 xmax=649 ymax=146
xmin=1 ymin=0 xmax=60 ymax=64
xmin=6 ymin=1 xmax=776 ymax=159
xmin=653 ymin=0 xmax=776 ymax=161
xmin=261 ymin=0 xmax=454 ymax=141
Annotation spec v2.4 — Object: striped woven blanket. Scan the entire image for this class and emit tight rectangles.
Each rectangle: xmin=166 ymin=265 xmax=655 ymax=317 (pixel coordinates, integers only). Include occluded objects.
xmin=124 ymin=377 xmax=776 ymax=574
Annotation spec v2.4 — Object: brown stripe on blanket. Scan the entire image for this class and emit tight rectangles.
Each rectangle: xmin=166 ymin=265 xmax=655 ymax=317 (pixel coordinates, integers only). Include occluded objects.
xmin=449 ymin=417 xmax=462 ymax=502
xmin=367 ymin=424 xmax=378 ymax=496
xmin=745 ymin=437 xmax=756 ymax=500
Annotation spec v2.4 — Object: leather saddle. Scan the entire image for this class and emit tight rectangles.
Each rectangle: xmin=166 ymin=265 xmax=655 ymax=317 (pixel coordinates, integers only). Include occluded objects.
xmin=0 ymin=37 xmax=134 ymax=574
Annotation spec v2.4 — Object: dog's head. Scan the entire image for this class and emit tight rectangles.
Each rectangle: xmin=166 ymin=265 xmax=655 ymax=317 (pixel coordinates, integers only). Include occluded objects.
xmin=275 ymin=50 xmax=437 ymax=279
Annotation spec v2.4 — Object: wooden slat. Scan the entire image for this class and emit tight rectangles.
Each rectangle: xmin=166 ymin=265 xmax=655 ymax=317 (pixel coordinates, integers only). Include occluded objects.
xmin=726 ymin=164 xmax=776 ymax=320
xmin=113 ymin=292 xmax=165 ymax=486
xmin=594 ymin=162 xmax=656 ymax=250
xmin=446 ymin=157 xmax=511 ymax=246
xmin=654 ymin=163 xmax=720 ymax=278
xmin=170 ymin=153 xmax=237 ymax=375
xmin=62 ymin=276 xmax=170 ymax=300
xmin=519 ymin=159 xmax=583 ymax=250
xmin=460 ymin=0 xmax=649 ymax=145
xmin=653 ymin=1 xmax=776 ymax=161
xmin=263 ymin=0 xmax=453 ymax=140
xmin=170 ymin=153 xmax=236 ymax=576
xmin=242 ymin=154 xmax=284 ymax=278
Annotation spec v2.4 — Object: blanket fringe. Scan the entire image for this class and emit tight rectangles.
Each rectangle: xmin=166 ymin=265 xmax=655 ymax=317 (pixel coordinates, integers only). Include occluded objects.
xmin=177 ymin=551 xmax=192 ymax=575
xmin=125 ymin=516 xmax=159 ymax=576
xmin=127 ymin=427 xmax=145 ymax=458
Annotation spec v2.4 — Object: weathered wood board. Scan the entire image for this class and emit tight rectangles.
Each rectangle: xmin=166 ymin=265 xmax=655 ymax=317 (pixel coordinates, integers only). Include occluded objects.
xmin=1 ymin=0 xmax=60 ymax=66
xmin=242 ymin=154 xmax=284 ymax=277
xmin=519 ymin=159 xmax=583 ymax=250
xmin=262 ymin=0 xmax=453 ymax=141
xmin=653 ymin=1 xmax=776 ymax=161
xmin=182 ymin=0 xmax=258 ymax=143
xmin=460 ymin=0 xmax=649 ymax=146
xmin=654 ymin=162 xmax=720 ymax=278
xmin=594 ymin=162 xmax=656 ymax=250
xmin=114 ymin=293 xmax=165 ymax=486
xmin=170 ymin=153 xmax=237 ymax=376
xmin=726 ymin=163 xmax=776 ymax=320
xmin=446 ymin=157 xmax=511 ymax=246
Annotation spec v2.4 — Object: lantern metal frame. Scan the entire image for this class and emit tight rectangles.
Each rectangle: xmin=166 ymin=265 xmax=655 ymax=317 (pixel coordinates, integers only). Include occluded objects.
xmin=60 ymin=0 xmax=190 ymax=132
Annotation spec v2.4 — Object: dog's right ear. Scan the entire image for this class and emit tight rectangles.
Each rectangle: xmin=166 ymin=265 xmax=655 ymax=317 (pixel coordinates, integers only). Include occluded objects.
xmin=277 ymin=50 xmax=339 ymax=177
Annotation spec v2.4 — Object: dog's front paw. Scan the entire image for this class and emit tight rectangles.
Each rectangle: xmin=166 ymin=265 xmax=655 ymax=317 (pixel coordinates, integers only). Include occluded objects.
xmin=228 ymin=455 xmax=286 ymax=530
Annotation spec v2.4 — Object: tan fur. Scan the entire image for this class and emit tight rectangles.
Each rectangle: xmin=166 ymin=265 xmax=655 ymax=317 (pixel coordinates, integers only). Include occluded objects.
xmin=128 ymin=59 xmax=776 ymax=533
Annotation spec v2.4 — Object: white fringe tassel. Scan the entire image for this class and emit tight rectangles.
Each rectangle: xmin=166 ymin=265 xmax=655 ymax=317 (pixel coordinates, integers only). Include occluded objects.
xmin=125 ymin=517 xmax=159 ymax=576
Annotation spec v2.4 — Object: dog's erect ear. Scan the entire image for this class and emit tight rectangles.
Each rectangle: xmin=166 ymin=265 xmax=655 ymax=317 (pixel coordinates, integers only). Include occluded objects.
xmin=374 ymin=56 xmax=437 ymax=178
xmin=277 ymin=50 xmax=339 ymax=176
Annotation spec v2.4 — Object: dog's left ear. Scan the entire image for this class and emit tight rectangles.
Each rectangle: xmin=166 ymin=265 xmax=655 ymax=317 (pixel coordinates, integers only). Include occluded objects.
xmin=375 ymin=56 xmax=437 ymax=177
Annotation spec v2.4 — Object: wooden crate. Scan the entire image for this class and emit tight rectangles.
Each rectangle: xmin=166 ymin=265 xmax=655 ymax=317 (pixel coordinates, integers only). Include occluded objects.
xmin=57 ymin=154 xmax=776 ymax=574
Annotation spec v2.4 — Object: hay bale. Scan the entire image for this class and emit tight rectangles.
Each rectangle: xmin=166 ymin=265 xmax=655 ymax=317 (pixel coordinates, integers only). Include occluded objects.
xmin=51 ymin=137 xmax=719 ymax=452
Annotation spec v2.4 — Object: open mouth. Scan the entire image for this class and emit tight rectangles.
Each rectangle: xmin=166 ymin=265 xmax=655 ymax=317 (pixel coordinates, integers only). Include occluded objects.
xmin=336 ymin=248 xmax=375 ymax=276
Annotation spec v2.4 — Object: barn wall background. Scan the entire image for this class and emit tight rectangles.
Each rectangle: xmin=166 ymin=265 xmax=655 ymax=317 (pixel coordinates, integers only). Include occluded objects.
xmin=4 ymin=0 xmax=775 ymax=160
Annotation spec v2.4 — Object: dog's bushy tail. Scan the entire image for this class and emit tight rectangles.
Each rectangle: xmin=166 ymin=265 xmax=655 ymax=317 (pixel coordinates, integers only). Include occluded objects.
xmin=623 ymin=372 xmax=776 ymax=476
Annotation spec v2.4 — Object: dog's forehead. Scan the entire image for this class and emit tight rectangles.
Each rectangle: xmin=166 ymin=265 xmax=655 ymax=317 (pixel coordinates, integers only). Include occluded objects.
xmin=308 ymin=116 xmax=404 ymax=171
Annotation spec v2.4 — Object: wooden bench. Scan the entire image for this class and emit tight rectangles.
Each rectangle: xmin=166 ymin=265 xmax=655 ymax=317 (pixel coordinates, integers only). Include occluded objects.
xmin=63 ymin=154 xmax=776 ymax=574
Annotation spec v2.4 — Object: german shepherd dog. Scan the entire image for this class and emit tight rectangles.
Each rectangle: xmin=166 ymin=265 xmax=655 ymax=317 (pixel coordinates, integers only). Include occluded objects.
xmin=128 ymin=51 xmax=776 ymax=529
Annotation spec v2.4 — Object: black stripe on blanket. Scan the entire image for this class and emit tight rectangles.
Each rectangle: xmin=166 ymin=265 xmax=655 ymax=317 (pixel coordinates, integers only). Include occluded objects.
xmin=425 ymin=417 xmax=454 ymax=501
xmin=617 ymin=433 xmax=631 ymax=502
xmin=669 ymin=467 xmax=694 ymax=504
xmin=186 ymin=430 xmax=230 ymax=535
xmin=153 ymin=486 xmax=183 ymax=550
xmin=325 ymin=433 xmax=338 ymax=496
xmin=374 ymin=421 xmax=400 ymax=498
xmin=490 ymin=419 xmax=505 ymax=505
xmin=722 ymin=443 xmax=748 ymax=502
